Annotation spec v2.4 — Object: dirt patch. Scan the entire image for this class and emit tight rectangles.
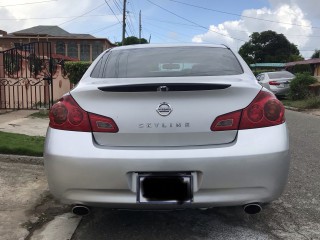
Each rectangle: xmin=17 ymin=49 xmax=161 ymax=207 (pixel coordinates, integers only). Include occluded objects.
xmin=23 ymin=191 xmax=71 ymax=240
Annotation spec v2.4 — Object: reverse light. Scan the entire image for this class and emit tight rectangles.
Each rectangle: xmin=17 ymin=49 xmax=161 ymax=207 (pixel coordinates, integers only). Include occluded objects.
xmin=211 ymin=110 xmax=242 ymax=131
xmin=49 ymin=94 xmax=118 ymax=132
xmin=89 ymin=113 xmax=119 ymax=133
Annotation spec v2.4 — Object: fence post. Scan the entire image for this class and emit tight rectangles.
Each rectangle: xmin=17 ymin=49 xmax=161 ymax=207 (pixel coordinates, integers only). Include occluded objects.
xmin=0 ymin=52 xmax=5 ymax=109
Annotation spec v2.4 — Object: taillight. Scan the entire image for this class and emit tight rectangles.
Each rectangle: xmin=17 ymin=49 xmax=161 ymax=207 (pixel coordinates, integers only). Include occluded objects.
xmin=211 ymin=110 xmax=242 ymax=131
xmin=211 ymin=91 xmax=285 ymax=131
xmin=49 ymin=95 xmax=91 ymax=131
xmin=49 ymin=94 xmax=118 ymax=132
xmin=239 ymin=91 xmax=285 ymax=129
xmin=269 ymin=81 xmax=280 ymax=86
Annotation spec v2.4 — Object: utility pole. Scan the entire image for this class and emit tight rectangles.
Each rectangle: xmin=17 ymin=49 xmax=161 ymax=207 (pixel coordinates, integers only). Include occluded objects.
xmin=139 ymin=10 xmax=142 ymax=43
xmin=122 ymin=0 xmax=127 ymax=46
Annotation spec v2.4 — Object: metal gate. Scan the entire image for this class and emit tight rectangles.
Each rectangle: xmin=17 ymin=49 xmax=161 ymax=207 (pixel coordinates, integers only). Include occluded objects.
xmin=0 ymin=42 xmax=53 ymax=110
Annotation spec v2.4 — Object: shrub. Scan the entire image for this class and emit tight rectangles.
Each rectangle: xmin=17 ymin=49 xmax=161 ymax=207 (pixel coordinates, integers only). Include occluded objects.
xmin=304 ymin=96 xmax=320 ymax=109
xmin=288 ymin=72 xmax=317 ymax=100
xmin=64 ymin=61 xmax=91 ymax=84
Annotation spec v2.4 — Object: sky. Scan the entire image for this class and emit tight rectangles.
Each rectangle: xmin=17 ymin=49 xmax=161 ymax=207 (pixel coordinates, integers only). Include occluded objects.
xmin=0 ymin=0 xmax=320 ymax=59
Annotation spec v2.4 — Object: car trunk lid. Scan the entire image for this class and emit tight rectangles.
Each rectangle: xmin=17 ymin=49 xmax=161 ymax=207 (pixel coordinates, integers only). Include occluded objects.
xmin=71 ymin=77 xmax=261 ymax=147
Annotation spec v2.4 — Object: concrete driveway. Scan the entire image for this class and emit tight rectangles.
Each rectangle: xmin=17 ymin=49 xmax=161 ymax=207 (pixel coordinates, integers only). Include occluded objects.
xmin=0 ymin=110 xmax=48 ymax=136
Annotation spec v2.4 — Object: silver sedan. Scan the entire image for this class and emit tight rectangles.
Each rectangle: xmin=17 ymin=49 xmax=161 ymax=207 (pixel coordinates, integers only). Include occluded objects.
xmin=44 ymin=44 xmax=290 ymax=215
xmin=256 ymin=71 xmax=295 ymax=97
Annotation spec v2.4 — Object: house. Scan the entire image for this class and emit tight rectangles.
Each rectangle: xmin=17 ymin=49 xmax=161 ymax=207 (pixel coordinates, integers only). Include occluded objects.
xmin=286 ymin=58 xmax=320 ymax=82
xmin=0 ymin=25 xmax=115 ymax=62
xmin=0 ymin=26 xmax=115 ymax=109
xmin=249 ymin=63 xmax=286 ymax=75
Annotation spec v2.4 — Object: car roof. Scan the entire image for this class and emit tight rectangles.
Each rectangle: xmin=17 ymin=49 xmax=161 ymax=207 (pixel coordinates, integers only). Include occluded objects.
xmin=110 ymin=43 xmax=228 ymax=51
xmin=261 ymin=71 xmax=292 ymax=74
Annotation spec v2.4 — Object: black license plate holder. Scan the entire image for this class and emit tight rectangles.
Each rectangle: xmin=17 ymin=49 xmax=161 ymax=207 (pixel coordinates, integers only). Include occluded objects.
xmin=137 ymin=173 xmax=193 ymax=204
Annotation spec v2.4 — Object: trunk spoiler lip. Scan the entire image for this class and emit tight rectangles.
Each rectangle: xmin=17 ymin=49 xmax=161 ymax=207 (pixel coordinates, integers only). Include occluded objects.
xmin=98 ymin=83 xmax=231 ymax=92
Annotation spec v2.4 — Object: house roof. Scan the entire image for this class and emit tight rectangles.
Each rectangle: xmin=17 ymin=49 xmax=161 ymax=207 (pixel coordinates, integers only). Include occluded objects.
xmin=11 ymin=25 xmax=95 ymax=39
xmin=286 ymin=58 xmax=320 ymax=67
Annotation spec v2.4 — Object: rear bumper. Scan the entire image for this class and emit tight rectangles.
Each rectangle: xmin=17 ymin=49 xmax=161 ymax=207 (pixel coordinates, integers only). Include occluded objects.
xmin=44 ymin=123 xmax=290 ymax=209
xmin=269 ymin=86 xmax=289 ymax=96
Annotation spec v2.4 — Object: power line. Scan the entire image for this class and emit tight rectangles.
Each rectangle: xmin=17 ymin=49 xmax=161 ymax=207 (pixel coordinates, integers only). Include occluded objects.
xmin=146 ymin=0 xmax=246 ymax=42
xmin=89 ymin=22 xmax=121 ymax=34
xmin=127 ymin=19 xmax=136 ymax=36
xmin=59 ymin=3 xmax=106 ymax=26
xmin=167 ymin=0 xmax=320 ymax=30
xmin=127 ymin=14 xmax=137 ymax=36
xmin=143 ymin=26 xmax=176 ymax=43
xmin=104 ymin=0 xmax=122 ymax=25
xmin=0 ymin=14 xmax=113 ymax=21
xmin=113 ymin=0 xmax=122 ymax=13
xmin=0 ymin=0 xmax=57 ymax=7
xmin=29 ymin=3 xmax=106 ymax=35
xmin=128 ymin=1 xmax=139 ymax=22
xmin=145 ymin=21 xmax=219 ymax=44
xmin=144 ymin=17 xmax=198 ymax=27
xmin=144 ymin=21 xmax=198 ymax=41
xmin=144 ymin=17 xmax=320 ymax=40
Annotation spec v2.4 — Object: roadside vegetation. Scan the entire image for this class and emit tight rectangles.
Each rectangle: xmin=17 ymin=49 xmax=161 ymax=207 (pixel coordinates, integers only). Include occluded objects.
xmin=0 ymin=131 xmax=45 ymax=156
xmin=282 ymin=97 xmax=320 ymax=109
xmin=282 ymin=73 xmax=320 ymax=110
xmin=28 ymin=111 xmax=49 ymax=119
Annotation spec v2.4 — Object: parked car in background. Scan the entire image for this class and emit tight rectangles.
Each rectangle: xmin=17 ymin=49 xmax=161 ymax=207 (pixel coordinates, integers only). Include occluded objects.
xmin=256 ymin=71 xmax=295 ymax=98
xmin=44 ymin=44 xmax=290 ymax=215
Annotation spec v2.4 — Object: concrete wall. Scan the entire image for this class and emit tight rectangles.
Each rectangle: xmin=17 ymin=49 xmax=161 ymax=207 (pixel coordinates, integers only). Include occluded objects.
xmin=314 ymin=64 xmax=320 ymax=82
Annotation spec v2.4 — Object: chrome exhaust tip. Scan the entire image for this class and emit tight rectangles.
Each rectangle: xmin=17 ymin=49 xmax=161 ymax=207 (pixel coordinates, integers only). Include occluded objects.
xmin=72 ymin=205 xmax=91 ymax=216
xmin=243 ymin=203 xmax=262 ymax=214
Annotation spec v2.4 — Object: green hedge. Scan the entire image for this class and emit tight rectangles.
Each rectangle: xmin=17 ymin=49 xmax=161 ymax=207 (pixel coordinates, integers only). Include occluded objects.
xmin=64 ymin=61 xmax=91 ymax=84
xmin=288 ymin=72 xmax=317 ymax=100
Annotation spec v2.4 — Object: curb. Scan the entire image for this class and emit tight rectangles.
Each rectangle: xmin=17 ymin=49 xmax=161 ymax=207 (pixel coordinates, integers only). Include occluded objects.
xmin=0 ymin=154 xmax=43 ymax=165
xmin=284 ymin=106 xmax=304 ymax=112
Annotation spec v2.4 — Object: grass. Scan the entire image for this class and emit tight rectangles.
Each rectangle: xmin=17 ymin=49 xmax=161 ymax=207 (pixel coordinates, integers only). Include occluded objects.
xmin=282 ymin=96 xmax=320 ymax=109
xmin=28 ymin=111 xmax=49 ymax=119
xmin=0 ymin=131 xmax=45 ymax=156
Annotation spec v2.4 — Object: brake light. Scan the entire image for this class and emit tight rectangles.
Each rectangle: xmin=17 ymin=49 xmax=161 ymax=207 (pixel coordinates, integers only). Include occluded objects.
xmin=211 ymin=91 xmax=285 ymax=131
xmin=49 ymin=94 xmax=118 ymax=132
xmin=269 ymin=81 xmax=280 ymax=86
xmin=239 ymin=91 xmax=285 ymax=129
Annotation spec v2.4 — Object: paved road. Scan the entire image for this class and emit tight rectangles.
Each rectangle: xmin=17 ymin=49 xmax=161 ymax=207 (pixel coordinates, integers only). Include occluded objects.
xmin=69 ymin=110 xmax=320 ymax=239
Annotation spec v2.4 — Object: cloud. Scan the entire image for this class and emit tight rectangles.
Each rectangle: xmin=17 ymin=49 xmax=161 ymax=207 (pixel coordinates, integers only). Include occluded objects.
xmin=192 ymin=3 xmax=316 ymax=58
xmin=268 ymin=0 xmax=320 ymax=19
xmin=0 ymin=0 xmax=120 ymax=36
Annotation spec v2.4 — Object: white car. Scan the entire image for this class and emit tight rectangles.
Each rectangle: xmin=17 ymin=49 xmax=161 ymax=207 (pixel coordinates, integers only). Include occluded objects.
xmin=44 ymin=44 xmax=290 ymax=215
xmin=256 ymin=71 xmax=295 ymax=97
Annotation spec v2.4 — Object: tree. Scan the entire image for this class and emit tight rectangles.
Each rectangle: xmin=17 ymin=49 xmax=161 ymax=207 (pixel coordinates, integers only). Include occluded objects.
xmin=311 ymin=49 xmax=320 ymax=59
xmin=116 ymin=36 xmax=148 ymax=46
xmin=238 ymin=30 xmax=303 ymax=65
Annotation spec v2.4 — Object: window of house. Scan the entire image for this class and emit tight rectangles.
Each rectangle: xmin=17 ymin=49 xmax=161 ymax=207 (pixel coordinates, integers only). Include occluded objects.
xmin=56 ymin=41 xmax=65 ymax=55
xmin=68 ymin=42 xmax=78 ymax=59
xmin=80 ymin=41 xmax=90 ymax=61
xmin=92 ymin=41 xmax=103 ymax=60
xmin=14 ymin=43 xmax=34 ymax=52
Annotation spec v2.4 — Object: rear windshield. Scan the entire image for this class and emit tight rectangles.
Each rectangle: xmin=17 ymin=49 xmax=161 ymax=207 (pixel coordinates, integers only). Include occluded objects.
xmin=91 ymin=47 xmax=243 ymax=78
xmin=267 ymin=71 xmax=294 ymax=79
